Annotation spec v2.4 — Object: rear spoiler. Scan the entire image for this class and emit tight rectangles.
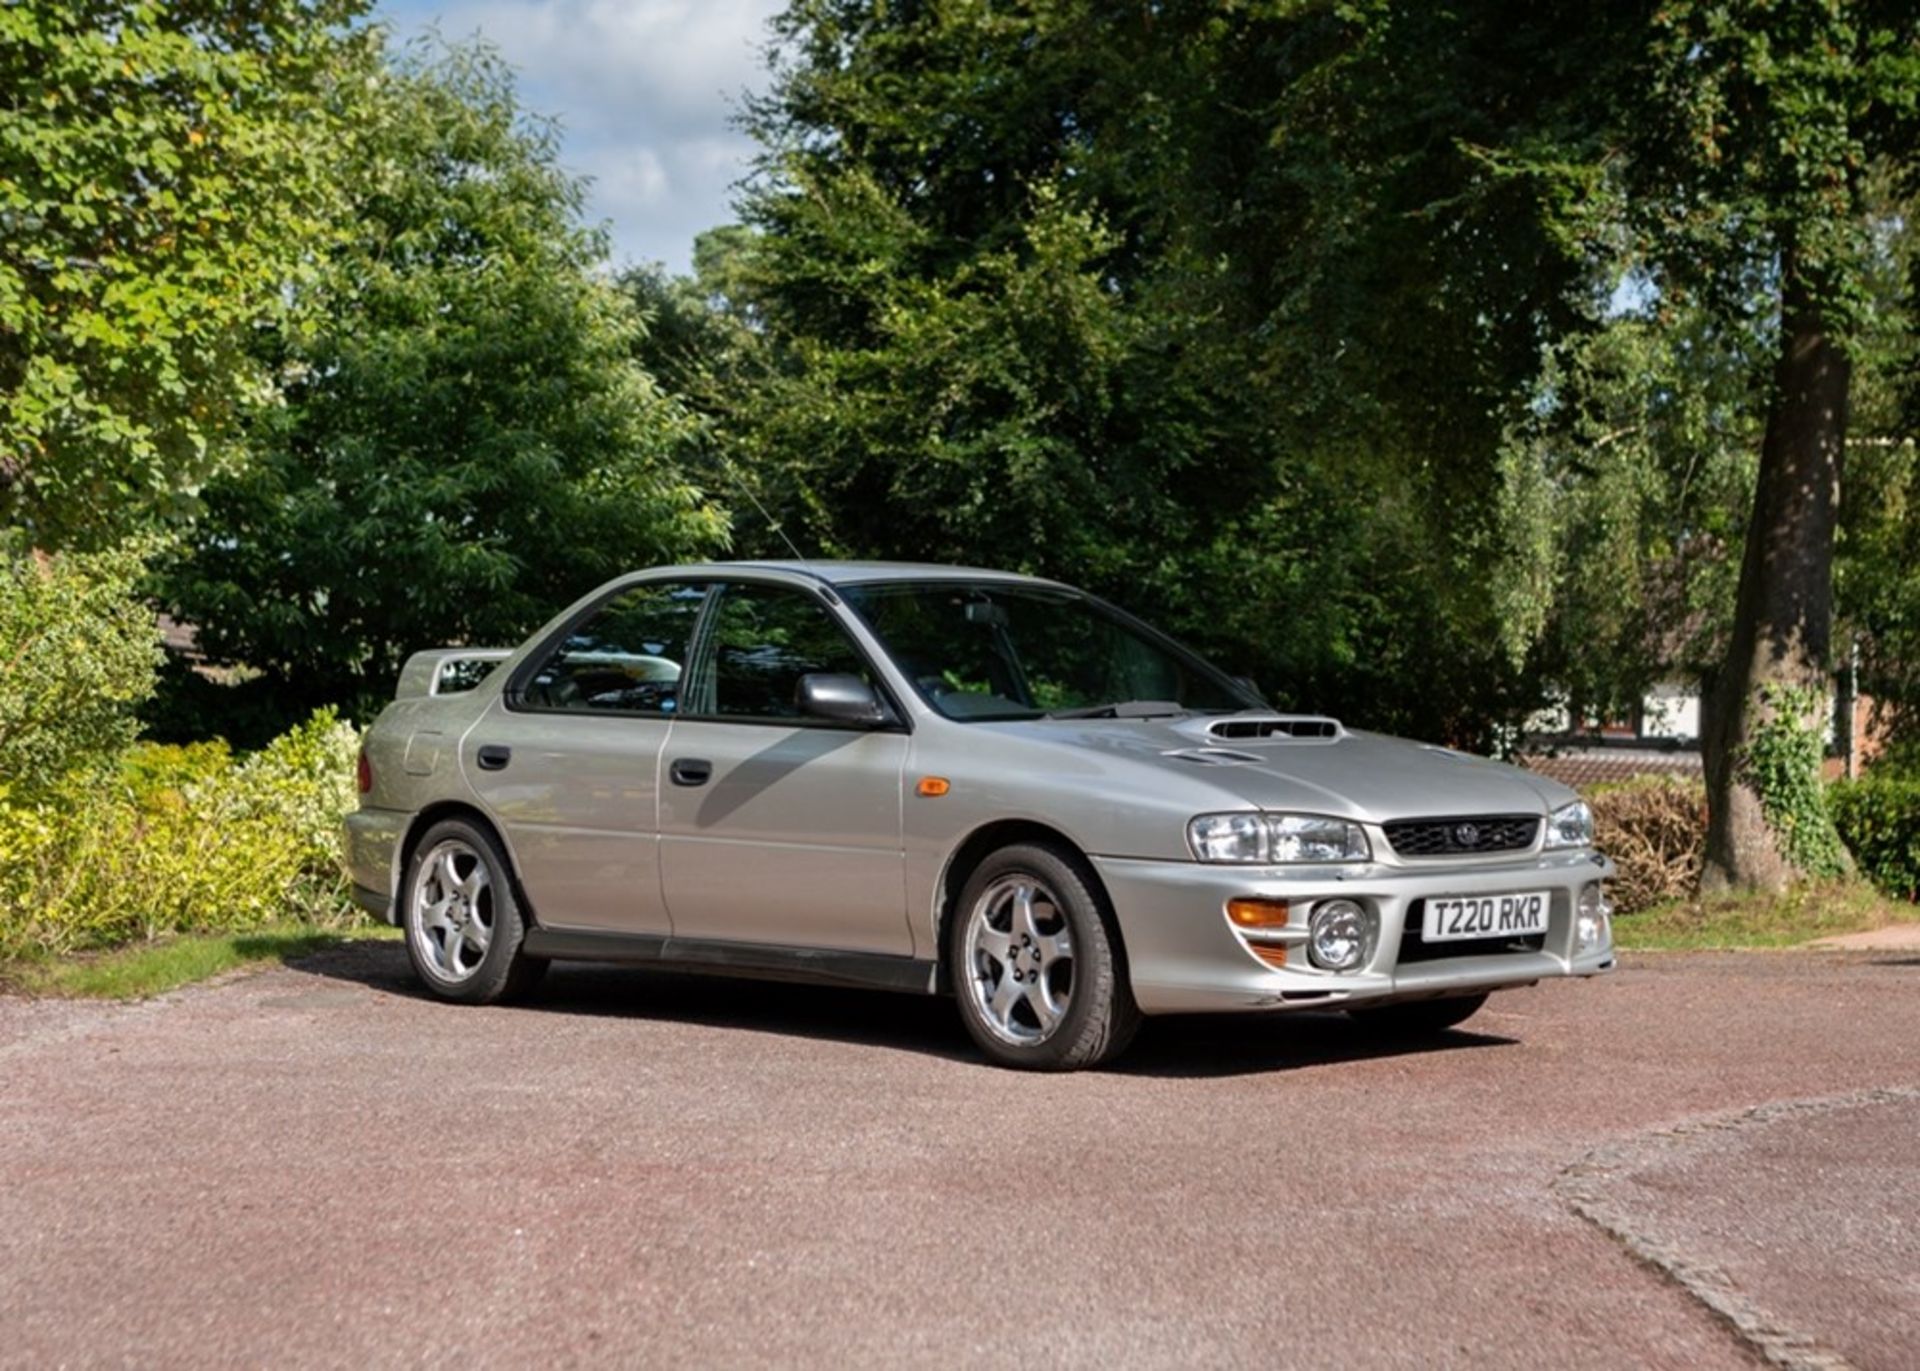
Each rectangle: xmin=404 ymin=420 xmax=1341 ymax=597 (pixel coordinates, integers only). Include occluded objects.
xmin=395 ymin=648 xmax=512 ymax=700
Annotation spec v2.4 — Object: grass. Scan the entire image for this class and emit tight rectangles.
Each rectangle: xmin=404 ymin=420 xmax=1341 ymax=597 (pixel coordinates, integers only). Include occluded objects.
xmin=2 ymin=921 xmax=402 ymax=1000
xmin=1614 ymin=879 xmax=1920 ymax=951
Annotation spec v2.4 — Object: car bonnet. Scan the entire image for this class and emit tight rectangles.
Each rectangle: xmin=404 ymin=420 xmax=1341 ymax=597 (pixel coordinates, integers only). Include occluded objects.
xmin=978 ymin=717 xmax=1572 ymax=822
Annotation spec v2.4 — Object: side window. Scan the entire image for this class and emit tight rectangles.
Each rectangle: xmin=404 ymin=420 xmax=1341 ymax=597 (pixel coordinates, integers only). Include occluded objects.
xmin=522 ymin=582 xmax=706 ymax=714
xmin=694 ymin=582 xmax=876 ymax=721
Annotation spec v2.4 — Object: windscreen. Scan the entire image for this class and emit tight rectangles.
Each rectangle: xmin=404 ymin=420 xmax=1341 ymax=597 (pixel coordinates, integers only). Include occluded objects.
xmin=840 ymin=581 xmax=1256 ymax=722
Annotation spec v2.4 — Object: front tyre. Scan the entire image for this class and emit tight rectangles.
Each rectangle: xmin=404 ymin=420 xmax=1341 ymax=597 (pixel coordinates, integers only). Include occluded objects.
xmin=402 ymin=817 xmax=547 ymax=1006
xmin=1349 ymin=992 xmax=1489 ymax=1036
xmin=950 ymin=842 xmax=1140 ymax=1071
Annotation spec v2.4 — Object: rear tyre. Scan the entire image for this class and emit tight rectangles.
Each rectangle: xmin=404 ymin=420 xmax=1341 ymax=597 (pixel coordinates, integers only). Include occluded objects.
xmin=1349 ymin=992 xmax=1489 ymax=1036
xmin=949 ymin=842 xmax=1141 ymax=1071
xmin=402 ymin=817 xmax=547 ymax=1006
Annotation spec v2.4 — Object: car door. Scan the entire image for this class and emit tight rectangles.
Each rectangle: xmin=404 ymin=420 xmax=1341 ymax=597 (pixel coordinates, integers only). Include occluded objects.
xmin=465 ymin=578 xmax=708 ymax=935
xmin=658 ymin=579 xmax=913 ymax=955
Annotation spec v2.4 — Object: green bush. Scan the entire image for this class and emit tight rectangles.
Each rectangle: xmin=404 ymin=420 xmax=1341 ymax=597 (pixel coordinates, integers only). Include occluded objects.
xmin=1830 ymin=773 xmax=1920 ymax=902
xmin=1587 ymin=776 xmax=1707 ymax=914
xmin=0 ymin=544 xmax=163 ymax=792
xmin=0 ymin=710 xmax=362 ymax=958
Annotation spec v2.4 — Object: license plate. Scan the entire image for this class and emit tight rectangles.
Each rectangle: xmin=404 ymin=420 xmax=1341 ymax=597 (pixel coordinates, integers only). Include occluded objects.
xmin=1422 ymin=891 xmax=1550 ymax=942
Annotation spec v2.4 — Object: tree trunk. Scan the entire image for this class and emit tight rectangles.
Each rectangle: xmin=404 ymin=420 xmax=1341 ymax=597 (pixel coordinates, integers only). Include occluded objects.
xmin=1700 ymin=244 xmax=1849 ymax=891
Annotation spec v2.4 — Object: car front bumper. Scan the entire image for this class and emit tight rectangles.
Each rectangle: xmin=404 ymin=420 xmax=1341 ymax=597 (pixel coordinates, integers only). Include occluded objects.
xmin=1093 ymin=849 xmax=1617 ymax=1015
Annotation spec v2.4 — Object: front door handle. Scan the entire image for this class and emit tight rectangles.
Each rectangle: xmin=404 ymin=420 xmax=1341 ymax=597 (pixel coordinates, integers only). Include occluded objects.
xmin=669 ymin=757 xmax=713 ymax=787
xmin=476 ymin=744 xmax=512 ymax=771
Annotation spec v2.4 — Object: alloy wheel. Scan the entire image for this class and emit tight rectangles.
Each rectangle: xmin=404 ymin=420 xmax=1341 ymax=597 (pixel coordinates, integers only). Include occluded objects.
xmin=962 ymin=874 xmax=1075 ymax=1045
xmin=410 ymin=839 xmax=495 ymax=982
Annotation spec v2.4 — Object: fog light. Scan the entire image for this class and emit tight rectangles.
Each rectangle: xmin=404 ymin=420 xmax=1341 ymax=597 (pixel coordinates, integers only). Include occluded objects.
xmin=1308 ymin=899 xmax=1373 ymax=972
xmin=1577 ymin=882 xmax=1612 ymax=952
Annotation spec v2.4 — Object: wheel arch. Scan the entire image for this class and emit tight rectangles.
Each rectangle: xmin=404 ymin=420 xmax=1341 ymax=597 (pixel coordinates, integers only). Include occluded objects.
xmin=394 ymin=802 xmax=541 ymax=927
xmin=933 ymin=819 xmax=1127 ymax=992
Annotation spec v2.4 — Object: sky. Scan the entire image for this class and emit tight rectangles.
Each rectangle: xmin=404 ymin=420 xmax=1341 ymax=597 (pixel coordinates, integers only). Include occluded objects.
xmin=374 ymin=0 xmax=786 ymax=275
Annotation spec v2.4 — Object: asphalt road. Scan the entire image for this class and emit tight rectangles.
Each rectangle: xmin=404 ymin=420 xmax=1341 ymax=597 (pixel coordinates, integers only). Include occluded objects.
xmin=3 ymin=945 xmax=1917 ymax=1369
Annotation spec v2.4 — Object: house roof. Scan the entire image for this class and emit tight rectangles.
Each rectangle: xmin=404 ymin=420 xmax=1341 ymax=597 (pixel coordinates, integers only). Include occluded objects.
xmin=1518 ymin=747 xmax=1703 ymax=790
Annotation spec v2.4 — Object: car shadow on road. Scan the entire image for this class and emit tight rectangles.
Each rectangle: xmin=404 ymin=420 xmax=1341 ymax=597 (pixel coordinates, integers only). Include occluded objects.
xmin=291 ymin=941 xmax=1517 ymax=1078
xmin=1118 ymin=1015 xmax=1515 ymax=1079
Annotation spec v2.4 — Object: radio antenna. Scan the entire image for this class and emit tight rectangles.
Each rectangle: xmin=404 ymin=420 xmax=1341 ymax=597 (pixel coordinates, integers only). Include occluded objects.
xmin=719 ymin=455 xmax=817 ymax=572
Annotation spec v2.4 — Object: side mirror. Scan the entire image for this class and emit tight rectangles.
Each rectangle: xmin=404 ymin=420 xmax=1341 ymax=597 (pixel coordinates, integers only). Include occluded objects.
xmin=797 ymin=672 xmax=889 ymax=727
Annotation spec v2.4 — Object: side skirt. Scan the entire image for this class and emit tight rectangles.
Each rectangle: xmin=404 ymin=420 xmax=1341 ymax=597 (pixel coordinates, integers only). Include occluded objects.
xmin=519 ymin=926 xmax=940 ymax=996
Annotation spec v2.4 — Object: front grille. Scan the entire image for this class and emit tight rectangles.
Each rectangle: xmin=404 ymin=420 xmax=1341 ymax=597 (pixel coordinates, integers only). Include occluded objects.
xmin=1382 ymin=814 xmax=1539 ymax=858
xmin=1398 ymin=900 xmax=1547 ymax=964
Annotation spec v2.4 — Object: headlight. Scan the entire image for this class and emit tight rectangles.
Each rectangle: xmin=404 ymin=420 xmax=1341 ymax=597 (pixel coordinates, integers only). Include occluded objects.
xmin=1544 ymin=801 xmax=1594 ymax=850
xmin=1188 ymin=813 xmax=1371 ymax=864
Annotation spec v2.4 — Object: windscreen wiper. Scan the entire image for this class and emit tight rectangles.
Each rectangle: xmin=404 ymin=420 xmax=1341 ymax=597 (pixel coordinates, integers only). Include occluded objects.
xmin=1043 ymin=700 xmax=1190 ymax=720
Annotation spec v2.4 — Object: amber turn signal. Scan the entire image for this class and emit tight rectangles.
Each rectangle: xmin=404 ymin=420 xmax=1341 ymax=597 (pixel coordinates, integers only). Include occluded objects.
xmin=1227 ymin=897 xmax=1290 ymax=928
xmin=916 ymin=776 xmax=952 ymax=797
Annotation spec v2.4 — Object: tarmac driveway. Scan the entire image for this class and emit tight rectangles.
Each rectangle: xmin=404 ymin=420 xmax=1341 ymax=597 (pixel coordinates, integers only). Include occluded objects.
xmin=2 ymin=944 xmax=1916 ymax=1368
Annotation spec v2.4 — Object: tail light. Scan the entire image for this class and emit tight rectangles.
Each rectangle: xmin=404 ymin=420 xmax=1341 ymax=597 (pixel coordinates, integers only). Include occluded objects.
xmin=356 ymin=748 xmax=373 ymax=796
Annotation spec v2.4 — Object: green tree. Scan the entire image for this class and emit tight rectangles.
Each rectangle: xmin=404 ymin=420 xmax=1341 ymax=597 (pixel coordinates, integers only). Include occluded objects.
xmin=0 ymin=542 xmax=161 ymax=789
xmin=1609 ymin=3 xmax=1917 ymax=888
xmin=721 ymin=0 xmax=1609 ymax=744
xmin=1492 ymin=307 xmax=1764 ymax=729
xmin=623 ymin=227 xmax=763 ymax=404
xmin=704 ymin=0 xmax=1920 ymax=786
xmin=0 ymin=0 xmax=370 ymax=550
xmin=1837 ymin=194 xmax=1920 ymax=762
xmin=161 ymin=40 xmax=726 ymax=725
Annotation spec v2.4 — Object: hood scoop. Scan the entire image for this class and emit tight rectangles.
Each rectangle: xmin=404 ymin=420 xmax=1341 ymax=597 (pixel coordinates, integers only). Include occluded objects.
xmin=1173 ymin=713 xmax=1345 ymax=744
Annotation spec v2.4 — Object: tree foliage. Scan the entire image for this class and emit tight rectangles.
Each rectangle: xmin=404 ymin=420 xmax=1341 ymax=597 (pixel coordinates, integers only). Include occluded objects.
xmin=1492 ymin=307 xmax=1763 ymax=722
xmin=161 ymin=41 xmax=728 ymax=723
xmin=0 ymin=541 xmax=162 ymax=789
xmin=709 ymin=0 xmax=1663 ymax=744
xmin=0 ymin=0 xmax=371 ymax=549
xmin=703 ymin=0 xmax=1919 ymax=797
xmin=7 ymin=0 xmax=1918 ymax=837
xmin=1625 ymin=0 xmax=1916 ymax=887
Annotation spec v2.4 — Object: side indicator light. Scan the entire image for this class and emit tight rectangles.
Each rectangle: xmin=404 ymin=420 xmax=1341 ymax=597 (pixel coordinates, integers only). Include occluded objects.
xmin=1227 ymin=898 xmax=1290 ymax=928
xmin=1248 ymin=943 xmax=1289 ymax=969
xmin=916 ymin=776 xmax=951 ymax=798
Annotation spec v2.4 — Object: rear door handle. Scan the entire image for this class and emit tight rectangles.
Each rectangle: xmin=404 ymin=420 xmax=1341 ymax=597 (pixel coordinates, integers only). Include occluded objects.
xmin=476 ymin=744 xmax=512 ymax=771
xmin=670 ymin=757 xmax=712 ymax=787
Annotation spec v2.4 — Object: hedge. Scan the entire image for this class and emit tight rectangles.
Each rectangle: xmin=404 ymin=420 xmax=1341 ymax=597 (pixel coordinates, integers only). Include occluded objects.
xmin=0 ymin=710 xmax=361 ymax=958
xmin=1587 ymin=776 xmax=1707 ymax=914
xmin=1829 ymin=774 xmax=1920 ymax=903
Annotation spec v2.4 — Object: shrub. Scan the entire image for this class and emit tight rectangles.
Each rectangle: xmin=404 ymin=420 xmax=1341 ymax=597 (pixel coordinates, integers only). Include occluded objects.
xmin=1588 ymin=775 xmax=1707 ymax=914
xmin=0 ymin=710 xmax=361 ymax=958
xmin=0 ymin=543 xmax=163 ymax=792
xmin=1829 ymin=773 xmax=1920 ymax=902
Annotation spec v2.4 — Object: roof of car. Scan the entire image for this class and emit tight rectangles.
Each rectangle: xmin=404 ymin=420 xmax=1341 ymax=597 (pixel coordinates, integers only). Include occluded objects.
xmin=687 ymin=560 xmax=1066 ymax=588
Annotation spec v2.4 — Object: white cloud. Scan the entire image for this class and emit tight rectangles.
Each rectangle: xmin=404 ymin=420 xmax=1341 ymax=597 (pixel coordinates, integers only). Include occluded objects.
xmin=456 ymin=0 xmax=777 ymax=128
xmin=582 ymin=145 xmax=670 ymax=212
xmin=379 ymin=0 xmax=784 ymax=271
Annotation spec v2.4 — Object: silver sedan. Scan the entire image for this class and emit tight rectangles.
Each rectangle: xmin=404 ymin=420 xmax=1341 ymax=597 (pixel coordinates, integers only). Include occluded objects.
xmin=345 ymin=562 xmax=1615 ymax=1070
